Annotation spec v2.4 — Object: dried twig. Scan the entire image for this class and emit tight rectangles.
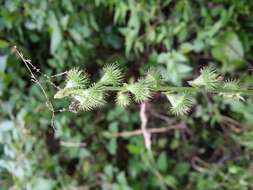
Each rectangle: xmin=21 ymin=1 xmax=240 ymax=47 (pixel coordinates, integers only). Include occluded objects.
xmin=191 ymin=156 xmax=210 ymax=173
xmin=140 ymin=102 xmax=151 ymax=151
xmin=111 ymin=124 xmax=186 ymax=137
xmin=60 ymin=141 xmax=86 ymax=148
xmin=220 ymin=116 xmax=242 ymax=133
xmin=150 ymin=111 xmax=173 ymax=124
xmin=13 ymin=46 xmax=56 ymax=131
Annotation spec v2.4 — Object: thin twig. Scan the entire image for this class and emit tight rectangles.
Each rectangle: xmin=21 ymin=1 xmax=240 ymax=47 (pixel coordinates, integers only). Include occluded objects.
xmin=13 ymin=46 xmax=56 ymax=131
xmin=111 ymin=124 xmax=186 ymax=137
xmin=60 ymin=141 xmax=86 ymax=148
xmin=150 ymin=111 xmax=173 ymax=124
xmin=13 ymin=46 xmax=66 ymax=90
xmin=140 ymin=102 xmax=151 ymax=151
xmin=50 ymin=71 xmax=68 ymax=78
xmin=220 ymin=116 xmax=242 ymax=133
xmin=191 ymin=156 xmax=210 ymax=173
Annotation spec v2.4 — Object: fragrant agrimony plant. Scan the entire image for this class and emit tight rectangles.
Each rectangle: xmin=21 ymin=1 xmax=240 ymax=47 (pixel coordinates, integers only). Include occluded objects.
xmin=54 ymin=65 xmax=253 ymax=115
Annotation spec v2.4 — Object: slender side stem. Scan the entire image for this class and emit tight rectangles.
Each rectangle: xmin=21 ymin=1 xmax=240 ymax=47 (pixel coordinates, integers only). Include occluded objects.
xmin=106 ymin=86 xmax=253 ymax=94
xmin=13 ymin=46 xmax=56 ymax=131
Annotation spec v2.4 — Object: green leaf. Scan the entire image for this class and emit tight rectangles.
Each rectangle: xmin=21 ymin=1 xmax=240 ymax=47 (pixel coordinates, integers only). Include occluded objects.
xmin=31 ymin=178 xmax=55 ymax=190
xmin=69 ymin=29 xmax=82 ymax=44
xmin=164 ymin=175 xmax=178 ymax=188
xmin=127 ymin=144 xmax=142 ymax=155
xmin=212 ymin=32 xmax=244 ymax=71
xmin=114 ymin=2 xmax=128 ymax=23
xmin=157 ymin=152 xmax=168 ymax=172
xmin=107 ymin=122 xmax=118 ymax=155
xmin=48 ymin=12 xmax=62 ymax=54
xmin=232 ymin=132 xmax=253 ymax=149
xmin=0 ymin=39 xmax=9 ymax=48
xmin=157 ymin=51 xmax=191 ymax=85
xmin=173 ymin=162 xmax=190 ymax=177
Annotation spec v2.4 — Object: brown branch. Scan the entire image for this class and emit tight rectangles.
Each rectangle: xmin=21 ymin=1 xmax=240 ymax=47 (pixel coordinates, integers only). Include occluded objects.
xmin=140 ymin=102 xmax=151 ymax=151
xmin=112 ymin=124 xmax=186 ymax=138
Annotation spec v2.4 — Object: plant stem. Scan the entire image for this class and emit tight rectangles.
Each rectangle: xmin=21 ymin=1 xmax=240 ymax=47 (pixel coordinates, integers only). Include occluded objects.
xmin=109 ymin=124 xmax=186 ymax=137
xmin=106 ymin=86 xmax=253 ymax=94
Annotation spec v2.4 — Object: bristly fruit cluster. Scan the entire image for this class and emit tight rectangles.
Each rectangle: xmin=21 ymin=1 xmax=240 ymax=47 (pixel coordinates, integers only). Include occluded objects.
xmin=54 ymin=65 xmax=249 ymax=115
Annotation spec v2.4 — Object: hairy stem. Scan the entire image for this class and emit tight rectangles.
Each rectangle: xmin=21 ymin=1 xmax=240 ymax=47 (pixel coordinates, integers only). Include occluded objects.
xmin=104 ymin=86 xmax=253 ymax=94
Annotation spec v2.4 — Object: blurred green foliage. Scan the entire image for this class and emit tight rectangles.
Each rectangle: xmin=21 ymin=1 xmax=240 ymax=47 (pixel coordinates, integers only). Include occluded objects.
xmin=1 ymin=0 xmax=253 ymax=189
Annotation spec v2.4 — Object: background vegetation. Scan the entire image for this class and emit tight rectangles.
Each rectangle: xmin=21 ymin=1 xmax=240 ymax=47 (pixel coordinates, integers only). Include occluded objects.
xmin=1 ymin=0 xmax=253 ymax=189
